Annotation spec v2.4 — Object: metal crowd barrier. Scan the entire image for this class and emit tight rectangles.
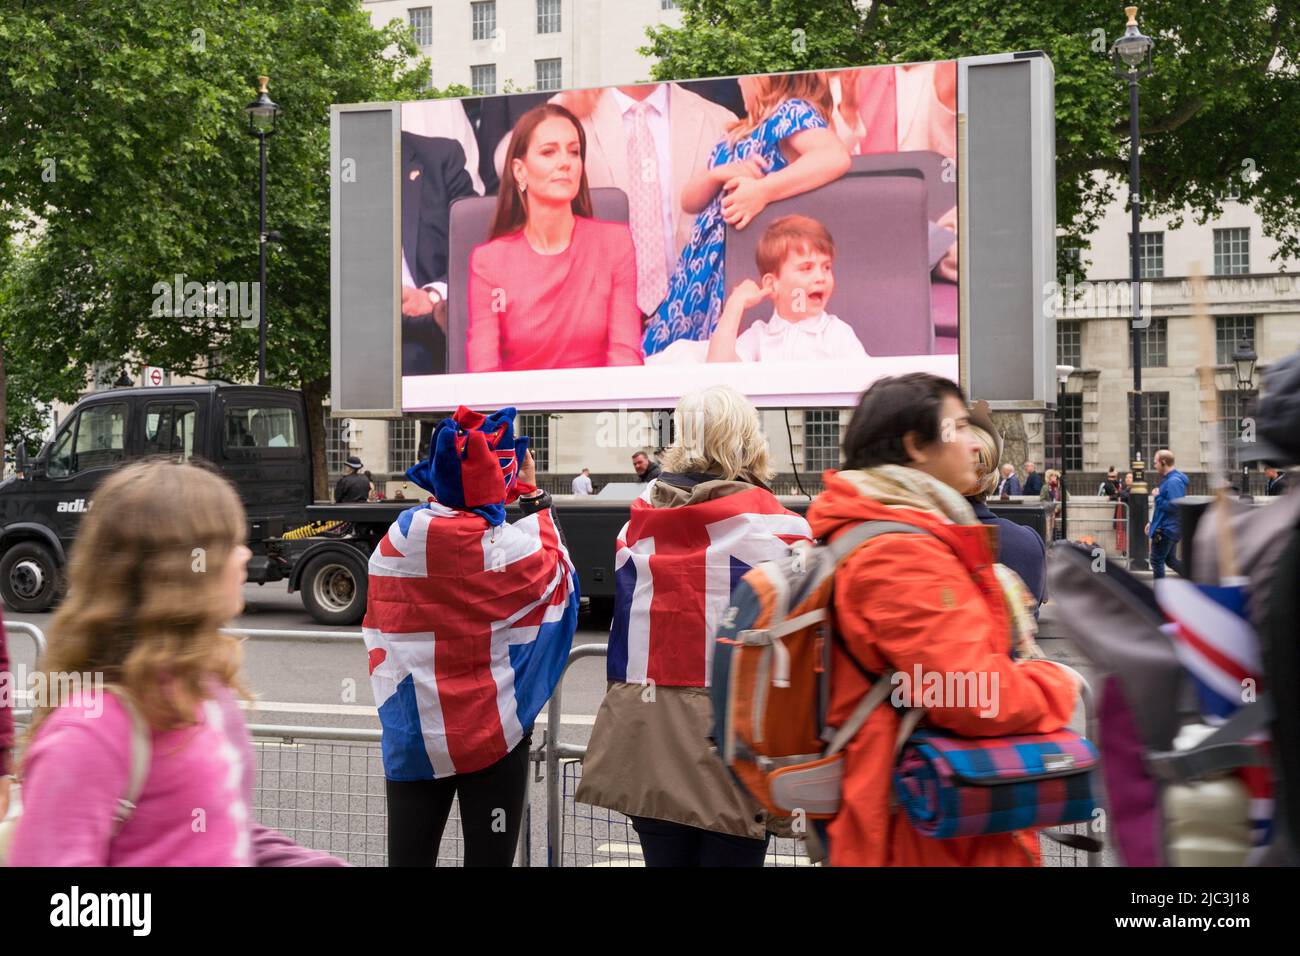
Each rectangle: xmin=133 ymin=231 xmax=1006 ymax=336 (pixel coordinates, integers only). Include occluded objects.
xmin=1060 ymin=499 xmax=1131 ymax=567
xmin=3 ymin=620 xmax=48 ymax=723
xmin=6 ymin=623 xmax=1101 ymax=867
xmin=544 ymin=643 xmax=809 ymax=867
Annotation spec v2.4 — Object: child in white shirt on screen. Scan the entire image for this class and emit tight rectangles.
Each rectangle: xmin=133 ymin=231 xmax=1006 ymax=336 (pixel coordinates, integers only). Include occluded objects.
xmin=707 ymin=214 xmax=869 ymax=364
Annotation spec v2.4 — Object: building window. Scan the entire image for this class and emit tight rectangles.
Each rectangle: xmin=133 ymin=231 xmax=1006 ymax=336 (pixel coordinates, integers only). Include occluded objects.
xmin=1057 ymin=319 xmax=1082 ymax=369
xmin=1132 ymin=231 xmax=1164 ymax=279
xmin=1131 ymin=316 xmax=1167 ymax=368
xmin=408 ymin=6 xmax=433 ymax=46
xmin=537 ymin=0 xmax=561 ymax=33
xmin=1043 ymin=393 xmax=1083 ymax=472
xmin=517 ymin=413 xmax=550 ymax=473
xmin=661 ymin=0 xmax=678 ymax=9
xmin=1128 ymin=391 xmax=1169 ymax=467
xmin=470 ymin=63 xmax=497 ymax=95
xmin=471 ymin=1 xmax=496 ymax=41
xmin=1215 ymin=315 xmax=1257 ymax=366
xmin=803 ymin=409 xmax=841 ymax=473
xmin=1062 ymin=246 xmax=1083 ymax=280
xmin=535 ymin=58 xmax=562 ymax=91
xmin=326 ymin=415 xmax=351 ymax=480
xmin=1217 ymin=388 xmax=1258 ymax=478
xmin=1214 ymin=227 xmax=1250 ymax=275
xmin=388 ymin=419 xmax=419 ymax=475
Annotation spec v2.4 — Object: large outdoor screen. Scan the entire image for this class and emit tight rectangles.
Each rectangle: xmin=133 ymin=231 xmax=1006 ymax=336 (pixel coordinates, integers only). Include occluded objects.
xmin=387 ymin=63 xmax=961 ymax=411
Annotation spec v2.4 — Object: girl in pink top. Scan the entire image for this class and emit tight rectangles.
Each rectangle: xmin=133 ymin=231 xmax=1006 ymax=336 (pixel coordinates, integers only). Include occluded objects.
xmin=9 ymin=460 xmax=345 ymax=867
xmin=466 ymin=104 xmax=643 ymax=372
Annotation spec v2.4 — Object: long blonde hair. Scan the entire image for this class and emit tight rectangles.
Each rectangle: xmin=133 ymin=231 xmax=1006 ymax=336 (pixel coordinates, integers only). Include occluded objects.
xmin=660 ymin=385 xmax=773 ymax=484
xmin=967 ymin=426 xmax=1001 ymax=499
xmin=730 ymin=72 xmax=834 ymax=142
xmin=29 ymin=459 xmax=249 ymax=737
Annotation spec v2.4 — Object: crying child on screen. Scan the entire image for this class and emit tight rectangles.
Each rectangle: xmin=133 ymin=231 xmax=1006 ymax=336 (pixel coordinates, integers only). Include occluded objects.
xmin=706 ymin=214 xmax=869 ymax=364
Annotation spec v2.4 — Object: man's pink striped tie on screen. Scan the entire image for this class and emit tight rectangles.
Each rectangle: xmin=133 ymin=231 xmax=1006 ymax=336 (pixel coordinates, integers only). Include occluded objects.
xmin=626 ymin=101 xmax=668 ymax=316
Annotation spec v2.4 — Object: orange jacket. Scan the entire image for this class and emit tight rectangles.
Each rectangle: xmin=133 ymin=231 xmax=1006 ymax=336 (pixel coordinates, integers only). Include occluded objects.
xmin=807 ymin=472 xmax=1077 ymax=867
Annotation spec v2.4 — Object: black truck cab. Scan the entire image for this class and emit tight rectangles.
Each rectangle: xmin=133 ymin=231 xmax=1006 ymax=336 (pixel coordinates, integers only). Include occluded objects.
xmin=0 ymin=384 xmax=314 ymax=613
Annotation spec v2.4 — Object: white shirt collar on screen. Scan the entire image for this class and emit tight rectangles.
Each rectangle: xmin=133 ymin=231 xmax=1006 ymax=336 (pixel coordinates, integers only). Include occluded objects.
xmin=764 ymin=310 xmax=830 ymax=334
xmin=611 ymin=84 xmax=670 ymax=119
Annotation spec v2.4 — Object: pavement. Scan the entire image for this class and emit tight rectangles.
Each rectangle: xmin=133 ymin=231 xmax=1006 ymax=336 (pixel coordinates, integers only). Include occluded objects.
xmin=5 ymin=579 xmax=1116 ymax=867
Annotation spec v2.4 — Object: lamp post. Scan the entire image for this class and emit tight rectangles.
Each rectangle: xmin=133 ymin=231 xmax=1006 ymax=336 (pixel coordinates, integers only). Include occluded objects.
xmin=245 ymin=76 xmax=281 ymax=386
xmin=1232 ymin=337 xmax=1258 ymax=498
xmin=1056 ymin=364 xmax=1074 ymax=541
xmin=1112 ymin=6 xmax=1155 ymax=570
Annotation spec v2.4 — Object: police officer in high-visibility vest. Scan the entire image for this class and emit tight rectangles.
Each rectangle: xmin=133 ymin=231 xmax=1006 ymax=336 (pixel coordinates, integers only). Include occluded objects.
xmin=334 ymin=455 xmax=370 ymax=503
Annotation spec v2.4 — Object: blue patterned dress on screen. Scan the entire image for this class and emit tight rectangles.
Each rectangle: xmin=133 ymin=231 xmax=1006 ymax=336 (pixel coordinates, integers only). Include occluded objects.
xmin=642 ymin=97 xmax=828 ymax=357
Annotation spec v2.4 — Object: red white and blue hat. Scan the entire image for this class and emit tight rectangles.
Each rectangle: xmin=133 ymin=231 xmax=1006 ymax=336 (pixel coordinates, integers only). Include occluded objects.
xmin=406 ymin=406 xmax=533 ymax=525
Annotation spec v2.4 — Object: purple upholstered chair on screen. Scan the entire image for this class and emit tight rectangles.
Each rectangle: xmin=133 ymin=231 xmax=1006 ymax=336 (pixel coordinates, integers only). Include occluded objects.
xmin=442 ymin=187 xmax=630 ymax=375
xmin=724 ymin=169 xmax=933 ymax=356
xmin=849 ymin=151 xmax=959 ymax=348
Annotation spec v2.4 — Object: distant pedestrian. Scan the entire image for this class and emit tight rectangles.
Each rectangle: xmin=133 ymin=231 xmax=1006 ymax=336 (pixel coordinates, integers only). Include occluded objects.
xmin=8 ymin=460 xmax=347 ymax=866
xmin=631 ymin=449 xmax=661 ymax=483
xmin=995 ymin=463 xmax=1021 ymax=497
xmin=1100 ymin=467 xmax=1120 ymax=498
xmin=578 ymin=385 xmax=812 ymax=867
xmin=1266 ymin=465 xmax=1289 ymax=496
xmin=1022 ymin=460 xmax=1044 ymax=497
xmin=571 ymin=468 xmax=593 ymax=495
xmin=1103 ymin=467 xmax=1127 ymax=554
xmin=1145 ymin=449 xmax=1188 ymax=579
xmin=1040 ymin=469 xmax=1067 ymax=540
xmin=334 ymin=455 xmax=369 ymax=503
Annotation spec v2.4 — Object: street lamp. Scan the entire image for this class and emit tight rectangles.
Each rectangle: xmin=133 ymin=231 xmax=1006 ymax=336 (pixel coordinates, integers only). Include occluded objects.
xmin=1112 ymin=5 xmax=1155 ymax=570
xmin=1056 ymin=364 xmax=1075 ymax=541
xmin=244 ymin=76 xmax=281 ymax=386
xmin=1232 ymin=337 xmax=1258 ymax=497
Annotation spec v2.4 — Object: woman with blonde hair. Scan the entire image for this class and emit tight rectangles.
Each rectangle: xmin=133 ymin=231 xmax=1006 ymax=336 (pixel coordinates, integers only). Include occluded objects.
xmin=8 ymin=460 xmax=344 ymax=866
xmin=962 ymin=404 xmax=1047 ymax=608
xmin=576 ymin=385 xmax=811 ymax=866
xmin=643 ymin=72 xmax=851 ymax=358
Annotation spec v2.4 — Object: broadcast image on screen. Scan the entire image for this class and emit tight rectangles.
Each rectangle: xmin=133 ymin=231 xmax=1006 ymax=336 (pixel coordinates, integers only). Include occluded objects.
xmin=393 ymin=62 xmax=960 ymax=411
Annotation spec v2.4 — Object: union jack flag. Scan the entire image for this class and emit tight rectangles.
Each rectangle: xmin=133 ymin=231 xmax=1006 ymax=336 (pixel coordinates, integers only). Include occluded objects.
xmin=1157 ymin=578 xmax=1273 ymax=849
xmin=363 ymin=501 xmax=579 ymax=779
xmin=608 ymin=484 xmax=811 ymax=687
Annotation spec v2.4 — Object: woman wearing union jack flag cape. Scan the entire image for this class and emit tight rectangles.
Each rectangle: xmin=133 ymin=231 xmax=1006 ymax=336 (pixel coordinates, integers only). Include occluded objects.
xmin=577 ymin=386 xmax=813 ymax=866
xmin=364 ymin=405 xmax=579 ymax=867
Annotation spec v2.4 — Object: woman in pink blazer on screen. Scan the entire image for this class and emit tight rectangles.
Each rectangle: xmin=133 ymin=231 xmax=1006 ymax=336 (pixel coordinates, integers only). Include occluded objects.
xmin=467 ymin=104 xmax=644 ymax=373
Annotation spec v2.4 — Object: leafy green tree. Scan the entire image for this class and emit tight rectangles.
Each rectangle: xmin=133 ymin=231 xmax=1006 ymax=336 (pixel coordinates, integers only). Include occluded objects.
xmin=0 ymin=0 xmax=439 ymax=497
xmin=645 ymin=0 xmax=1300 ymax=271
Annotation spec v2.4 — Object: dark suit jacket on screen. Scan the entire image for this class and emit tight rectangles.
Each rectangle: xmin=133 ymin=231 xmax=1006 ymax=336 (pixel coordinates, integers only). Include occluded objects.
xmin=401 ymin=133 xmax=478 ymax=376
xmin=402 ymin=132 xmax=477 ymax=289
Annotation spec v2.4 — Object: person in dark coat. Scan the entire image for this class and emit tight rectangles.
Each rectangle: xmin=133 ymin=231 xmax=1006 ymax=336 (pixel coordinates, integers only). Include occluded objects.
xmin=1267 ymin=466 xmax=1290 ymax=496
xmin=966 ymin=403 xmax=1046 ymax=608
xmin=1102 ymin=467 xmax=1128 ymax=554
xmin=334 ymin=456 xmax=371 ymax=503
xmin=401 ymin=132 xmax=480 ymax=376
xmin=1022 ymin=460 xmax=1044 ymax=497
xmin=632 ymin=450 xmax=661 ymax=483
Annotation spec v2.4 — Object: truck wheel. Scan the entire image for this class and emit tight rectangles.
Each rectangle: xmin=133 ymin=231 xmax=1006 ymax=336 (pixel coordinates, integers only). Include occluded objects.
xmin=300 ymin=553 xmax=368 ymax=626
xmin=0 ymin=541 xmax=63 ymax=613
